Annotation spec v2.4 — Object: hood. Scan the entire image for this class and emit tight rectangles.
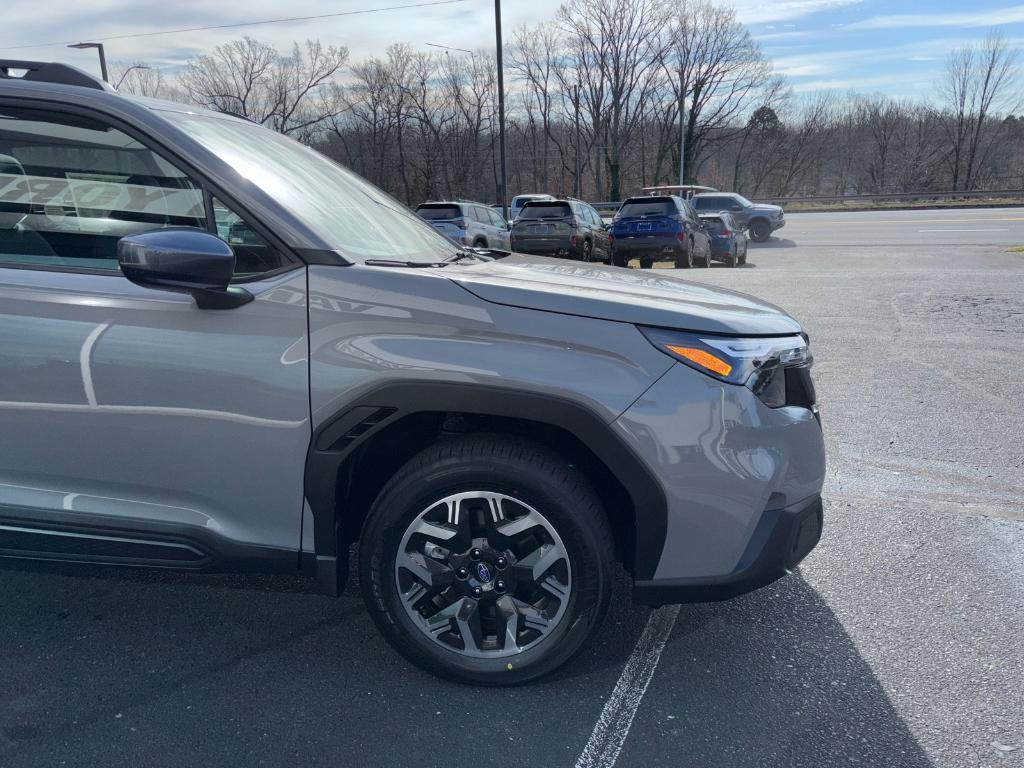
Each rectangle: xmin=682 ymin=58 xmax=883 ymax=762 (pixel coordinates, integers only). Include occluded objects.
xmin=751 ymin=203 xmax=783 ymax=214
xmin=443 ymin=254 xmax=801 ymax=336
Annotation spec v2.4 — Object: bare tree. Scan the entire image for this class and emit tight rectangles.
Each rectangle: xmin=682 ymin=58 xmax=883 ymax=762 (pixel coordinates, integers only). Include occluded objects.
xmin=939 ymin=31 xmax=1020 ymax=190
xmin=660 ymin=1 xmax=772 ymax=185
xmin=180 ymin=36 xmax=348 ymax=136
xmin=110 ymin=62 xmax=172 ymax=99
xmin=557 ymin=0 xmax=671 ymax=200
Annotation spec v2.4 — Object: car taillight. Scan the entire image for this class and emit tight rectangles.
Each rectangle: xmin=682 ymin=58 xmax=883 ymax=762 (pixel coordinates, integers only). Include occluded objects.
xmin=676 ymin=230 xmax=686 ymax=241
xmin=570 ymin=234 xmax=578 ymax=247
xmin=722 ymin=230 xmax=732 ymax=236
xmin=451 ymin=219 xmax=466 ymax=229
xmin=608 ymin=232 xmax=615 ymax=245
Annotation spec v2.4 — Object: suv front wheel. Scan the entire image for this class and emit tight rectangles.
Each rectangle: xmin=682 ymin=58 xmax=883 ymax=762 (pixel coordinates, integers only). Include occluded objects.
xmin=359 ymin=434 xmax=614 ymax=685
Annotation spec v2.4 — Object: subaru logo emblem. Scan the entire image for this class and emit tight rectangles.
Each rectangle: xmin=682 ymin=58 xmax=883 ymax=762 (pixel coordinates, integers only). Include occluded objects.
xmin=475 ymin=562 xmax=492 ymax=583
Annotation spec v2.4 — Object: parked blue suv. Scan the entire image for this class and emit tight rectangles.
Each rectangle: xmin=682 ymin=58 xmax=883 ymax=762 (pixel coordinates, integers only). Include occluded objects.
xmin=610 ymin=195 xmax=711 ymax=269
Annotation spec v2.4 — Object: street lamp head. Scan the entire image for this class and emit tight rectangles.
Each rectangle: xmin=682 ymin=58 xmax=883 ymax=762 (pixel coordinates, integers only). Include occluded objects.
xmin=68 ymin=42 xmax=100 ymax=50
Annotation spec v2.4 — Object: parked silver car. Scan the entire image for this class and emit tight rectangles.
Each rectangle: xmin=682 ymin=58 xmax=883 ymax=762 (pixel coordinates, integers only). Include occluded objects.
xmin=415 ymin=200 xmax=511 ymax=250
xmin=509 ymin=193 xmax=555 ymax=221
xmin=0 ymin=60 xmax=825 ymax=685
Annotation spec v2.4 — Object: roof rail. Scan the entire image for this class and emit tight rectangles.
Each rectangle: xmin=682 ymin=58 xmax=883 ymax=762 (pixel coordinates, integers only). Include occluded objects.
xmin=0 ymin=60 xmax=111 ymax=92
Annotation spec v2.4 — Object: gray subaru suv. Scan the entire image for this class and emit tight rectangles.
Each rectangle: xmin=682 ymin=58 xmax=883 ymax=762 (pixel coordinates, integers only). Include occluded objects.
xmin=0 ymin=62 xmax=825 ymax=685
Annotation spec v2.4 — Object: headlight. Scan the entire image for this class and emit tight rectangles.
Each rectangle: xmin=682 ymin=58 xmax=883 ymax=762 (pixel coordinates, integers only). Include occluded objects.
xmin=638 ymin=326 xmax=813 ymax=408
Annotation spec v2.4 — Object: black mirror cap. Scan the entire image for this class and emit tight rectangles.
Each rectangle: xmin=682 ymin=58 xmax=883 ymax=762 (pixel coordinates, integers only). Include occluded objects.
xmin=118 ymin=228 xmax=253 ymax=309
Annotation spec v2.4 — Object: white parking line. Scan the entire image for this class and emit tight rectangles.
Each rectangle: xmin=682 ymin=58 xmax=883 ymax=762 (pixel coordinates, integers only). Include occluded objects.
xmin=574 ymin=605 xmax=681 ymax=768
xmin=917 ymin=228 xmax=1009 ymax=232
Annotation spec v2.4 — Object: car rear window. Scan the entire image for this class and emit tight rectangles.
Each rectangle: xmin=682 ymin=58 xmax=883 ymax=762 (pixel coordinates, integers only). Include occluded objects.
xmin=518 ymin=201 xmax=572 ymax=219
xmin=416 ymin=205 xmax=462 ymax=221
xmin=617 ymin=198 xmax=676 ymax=218
xmin=701 ymin=217 xmax=726 ymax=232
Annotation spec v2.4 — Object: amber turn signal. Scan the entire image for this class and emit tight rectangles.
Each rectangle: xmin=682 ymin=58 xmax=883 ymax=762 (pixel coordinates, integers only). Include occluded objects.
xmin=665 ymin=345 xmax=734 ymax=377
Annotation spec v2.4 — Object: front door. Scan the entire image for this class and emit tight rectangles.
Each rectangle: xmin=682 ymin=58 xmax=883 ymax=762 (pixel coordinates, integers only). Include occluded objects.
xmin=0 ymin=103 xmax=310 ymax=568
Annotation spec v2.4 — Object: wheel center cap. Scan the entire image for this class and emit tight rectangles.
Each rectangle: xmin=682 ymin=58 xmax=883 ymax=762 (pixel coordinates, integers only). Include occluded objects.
xmin=475 ymin=562 xmax=493 ymax=583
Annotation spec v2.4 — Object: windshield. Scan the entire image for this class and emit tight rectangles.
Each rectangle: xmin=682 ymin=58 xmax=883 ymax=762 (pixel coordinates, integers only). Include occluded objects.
xmin=158 ymin=110 xmax=458 ymax=264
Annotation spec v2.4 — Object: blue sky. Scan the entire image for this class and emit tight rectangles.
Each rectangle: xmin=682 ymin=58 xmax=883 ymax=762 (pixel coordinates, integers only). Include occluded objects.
xmin=749 ymin=1 xmax=1024 ymax=97
xmin=2 ymin=0 xmax=1023 ymax=100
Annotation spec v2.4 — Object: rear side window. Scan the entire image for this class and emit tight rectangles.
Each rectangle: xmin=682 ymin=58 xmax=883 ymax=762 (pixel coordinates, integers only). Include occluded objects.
xmin=0 ymin=107 xmax=205 ymax=271
xmin=487 ymin=208 xmax=506 ymax=227
xmin=617 ymin=198 xmax=676 ymax=218
xmin=701 ymin=217 xmax=725 ymax=232
xmin=519 ymin=202 xmax=572 ymax=219
xmin=416 ymin=205 xmax=462 ymax=221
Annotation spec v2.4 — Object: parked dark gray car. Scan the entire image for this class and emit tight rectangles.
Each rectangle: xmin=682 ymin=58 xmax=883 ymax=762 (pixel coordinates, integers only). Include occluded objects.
xmin=510 ymin=198 xmax=610 ymax=262
xmin=692 ymin=192 xmax=785 ymax=242
xmin=0 ymin=61 xmax=825 ymax=685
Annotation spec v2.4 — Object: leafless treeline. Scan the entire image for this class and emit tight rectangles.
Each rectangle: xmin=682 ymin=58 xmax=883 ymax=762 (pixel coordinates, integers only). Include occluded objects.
xmin=113 ymin=2 xmax=1022 ymax=204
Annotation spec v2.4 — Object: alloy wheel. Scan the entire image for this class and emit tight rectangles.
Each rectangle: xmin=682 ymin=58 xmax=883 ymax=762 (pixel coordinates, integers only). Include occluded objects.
xmin=395 ymin=490 xmax=572 ymax=658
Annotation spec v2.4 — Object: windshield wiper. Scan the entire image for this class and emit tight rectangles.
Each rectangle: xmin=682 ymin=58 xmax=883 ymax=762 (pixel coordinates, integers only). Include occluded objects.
xmin=443 ymin=248 xmax=494 ymax=264
xmin=363 ymin=249 xmax=493 ymax=269
xmin=364 ymin=259 xmax=448 ymax=268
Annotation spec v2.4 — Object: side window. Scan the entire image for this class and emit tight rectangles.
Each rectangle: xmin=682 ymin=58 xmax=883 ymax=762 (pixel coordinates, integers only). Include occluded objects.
xmin=488 ymin=208 xmax=506 ymax=228
xmin=211 ymin=198 xmax=289 ymax=277
xmin=0 ymin=106 xmax=205 ymax=271
xmin=469 ymin=206 xmax=485 ymax=224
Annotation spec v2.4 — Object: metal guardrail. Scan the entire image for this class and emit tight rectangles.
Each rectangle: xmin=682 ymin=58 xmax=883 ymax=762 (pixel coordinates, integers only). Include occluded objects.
xmin=590 ymin=189 xmax=1024 ymax=213
xmin=761 ymin=189 xmax=1024 ymax=205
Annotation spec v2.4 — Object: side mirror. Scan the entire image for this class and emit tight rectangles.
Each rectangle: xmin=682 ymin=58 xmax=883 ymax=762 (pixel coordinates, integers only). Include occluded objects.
xmin=507 ymin=221 xmax=513 ymax=230
xmin=118 ymin=228 xmax=253 ymax=310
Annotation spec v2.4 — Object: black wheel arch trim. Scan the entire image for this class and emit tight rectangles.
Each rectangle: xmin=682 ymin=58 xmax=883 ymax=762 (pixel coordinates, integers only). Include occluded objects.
xmin=303 ymin=381 xmax=668 ymax=595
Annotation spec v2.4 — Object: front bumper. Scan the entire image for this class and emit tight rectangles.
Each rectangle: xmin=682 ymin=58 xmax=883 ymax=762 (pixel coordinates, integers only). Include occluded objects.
xmin=771 ymin=218 xmax=786 ymax=231
xmin=633 ymin=493 xmax=822 ymax=605
xmin=612 ymin=361 xmax=825 ymax=603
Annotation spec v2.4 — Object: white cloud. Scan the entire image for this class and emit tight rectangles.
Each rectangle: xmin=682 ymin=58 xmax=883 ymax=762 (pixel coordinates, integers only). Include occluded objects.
xmin=725 ymin=0 xmax=863 ymax=24
xmin=847 ymin=5 xmax=1024 ymax=30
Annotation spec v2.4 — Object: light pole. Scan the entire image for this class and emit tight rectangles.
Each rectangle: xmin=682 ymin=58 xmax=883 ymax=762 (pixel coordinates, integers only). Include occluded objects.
xmin=68 ymin=42 xmax=108 ymax=83
xmin=678 ymin=96 xmax=687 ymax=187
xmin=494 ymin=0 xmax=508 ymax=221
xmin=114 ymin=64 xmax=150 ymax=90
xmin=573 ymin=84 xmax=581 ymax=198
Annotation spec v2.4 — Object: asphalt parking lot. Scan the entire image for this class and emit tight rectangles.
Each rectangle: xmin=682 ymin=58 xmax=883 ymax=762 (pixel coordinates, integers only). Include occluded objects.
xmin=2 ymin=207 xmax=1022 ymax=768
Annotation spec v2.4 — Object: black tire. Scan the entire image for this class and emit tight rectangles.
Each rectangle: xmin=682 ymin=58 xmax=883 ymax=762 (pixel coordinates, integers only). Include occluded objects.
xmin=702 ymin=247 xmax=713 ymax=268
xmin=739 ymin=242 xmax=748 ymax=265
xmin=359 ymin=434 xmax=615 ymax=685
xmin=581 ymin=239 xmax=594 ymax=262
xmin=472 ymin=238 xmax=487 ymax=248
xmin=675 ymin=239 xmax=694 ymax=269
xmin=749 ymin=220 xmax=771 ymax=242
xmin=727 ymin=245 xmax=738 ymax=268
xmin=611 ymin=251 xmax=627 ymax=267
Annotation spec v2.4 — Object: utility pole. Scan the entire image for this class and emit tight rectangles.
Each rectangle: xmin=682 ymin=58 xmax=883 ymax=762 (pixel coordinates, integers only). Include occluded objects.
xmin=573 ymin=84 xmax=581 ymax=198
xmin=494 ymin=0 xmax=508 ymax=220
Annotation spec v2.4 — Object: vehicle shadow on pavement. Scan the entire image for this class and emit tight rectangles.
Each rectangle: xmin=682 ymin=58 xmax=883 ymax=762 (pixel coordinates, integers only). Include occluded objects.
xmin=750 ymin=238 xmax=797 ymax=248
xmin=624 ymin=570 xmax=933 ymax=767
xmin=0 ymin=563 xmax=930 ymax=767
